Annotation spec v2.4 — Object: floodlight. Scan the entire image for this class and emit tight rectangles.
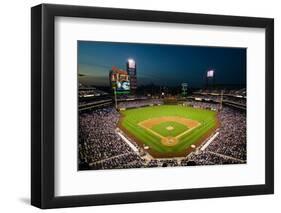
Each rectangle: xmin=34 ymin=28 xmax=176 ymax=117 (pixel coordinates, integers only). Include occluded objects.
xmin=127 ymin=58 xmax=136 ymax=68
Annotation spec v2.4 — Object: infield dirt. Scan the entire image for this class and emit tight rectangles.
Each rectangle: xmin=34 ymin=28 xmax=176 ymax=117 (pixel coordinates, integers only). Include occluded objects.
xmin=138 ymin=116 xmax=200 ymax=146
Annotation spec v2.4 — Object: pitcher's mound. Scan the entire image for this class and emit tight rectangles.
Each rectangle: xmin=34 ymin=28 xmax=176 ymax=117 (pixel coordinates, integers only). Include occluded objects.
xmin=166 ymin=126 xmax=174 ymax=131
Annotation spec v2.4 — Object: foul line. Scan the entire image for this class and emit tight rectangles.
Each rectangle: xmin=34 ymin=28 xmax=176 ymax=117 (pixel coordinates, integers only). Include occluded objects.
xmin=207 ymin=151 xmax=246 ymax=163
xmin=200 ymin=131 xmax=219 ymax=151
xmin=175 ymin=123 xmax=201 ymax=139
xmin=138 ymin=123 xmax=165 ymax=139
xmin=116 ymin=129 xmax=139 ymax=153
xmin=138 ymin=122 xmax=201 ymax=140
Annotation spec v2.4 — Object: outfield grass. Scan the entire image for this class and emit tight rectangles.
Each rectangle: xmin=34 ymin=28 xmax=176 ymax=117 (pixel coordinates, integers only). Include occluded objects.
xmin=119 ymin=105 xmax=217 ymax=156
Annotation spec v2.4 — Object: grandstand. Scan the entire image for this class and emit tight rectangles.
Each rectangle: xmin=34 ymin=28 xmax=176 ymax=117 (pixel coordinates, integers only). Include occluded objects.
xmin=79 ymin=85 xmax=113 ymax=112
xmin=190 ymin=88 xmax=246 ymax=110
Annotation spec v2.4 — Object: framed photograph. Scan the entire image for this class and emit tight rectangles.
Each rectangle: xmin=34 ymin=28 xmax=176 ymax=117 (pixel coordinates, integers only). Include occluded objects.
xmin=31 ymin=4 xmax=274 ymax=209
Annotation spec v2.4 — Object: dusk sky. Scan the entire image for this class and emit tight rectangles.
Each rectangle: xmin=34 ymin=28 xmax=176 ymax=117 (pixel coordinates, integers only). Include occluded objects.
xmin=78 ymin=41 xmax=246 ymax=88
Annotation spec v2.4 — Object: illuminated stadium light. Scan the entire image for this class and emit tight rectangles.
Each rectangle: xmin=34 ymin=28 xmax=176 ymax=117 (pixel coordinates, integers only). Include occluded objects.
xmin=207 ymin=69 xmax=215 ymax=77
xmin=127 ymin=58 xmax=136 ymax=69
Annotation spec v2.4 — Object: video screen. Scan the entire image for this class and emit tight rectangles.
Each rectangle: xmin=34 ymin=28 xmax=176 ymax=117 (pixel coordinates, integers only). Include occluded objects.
xmin=117 ymin=80 xmax=130 ymax=91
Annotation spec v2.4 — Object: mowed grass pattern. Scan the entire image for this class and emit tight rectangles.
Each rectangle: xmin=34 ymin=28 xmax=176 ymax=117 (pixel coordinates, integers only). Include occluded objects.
xmin=151 ymin=121 xmax=188 ymax=137
xmin=120 ymin=105 xmax=217 ymax=154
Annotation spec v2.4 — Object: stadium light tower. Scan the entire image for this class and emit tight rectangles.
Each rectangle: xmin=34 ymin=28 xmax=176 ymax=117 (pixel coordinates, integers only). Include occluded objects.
xmin=128 ymin=58 xmax=135 ymax=67
xmin=206 ymin=69 xmax=215 ymax=88
xmin=181 ymin=83 xmax=188 ymax=97
xmin=126 ymin=58 xmax=137 ymax=93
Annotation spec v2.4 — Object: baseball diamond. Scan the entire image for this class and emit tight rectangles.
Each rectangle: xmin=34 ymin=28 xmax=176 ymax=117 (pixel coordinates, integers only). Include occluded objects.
xmin=119 ymin=105 xmax=218 ymax=157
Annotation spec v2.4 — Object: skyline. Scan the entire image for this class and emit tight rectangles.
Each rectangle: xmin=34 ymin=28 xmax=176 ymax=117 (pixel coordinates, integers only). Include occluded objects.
xmin=78 ymin=41 xmax=246 ymax=88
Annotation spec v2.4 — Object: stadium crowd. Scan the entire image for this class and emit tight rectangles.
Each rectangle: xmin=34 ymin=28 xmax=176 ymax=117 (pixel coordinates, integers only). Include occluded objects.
xmin=223 ymin=96 xmax=246 ymax=105
xmin=191 ymin=88 xmax=246 ymax=106
xmin=79 ymin=107 xmax=144 ymax=170
xmin=206 ymin=107 xmax=246 ymax=161
xmin=193 ymin=88 xmax=246 ymax=97
xmin=117 ymin=99 xmax=163 ymax=109
xmin=186 ymin=151 xmax=241 ymax=165
xmin=184 ymin=100 xmax=219 ymax=110
xmin=183 ymin=101 xmax=246 ymax=163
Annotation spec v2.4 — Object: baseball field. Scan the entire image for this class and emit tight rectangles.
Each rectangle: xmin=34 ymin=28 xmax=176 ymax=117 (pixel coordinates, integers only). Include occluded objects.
xmin=119 ymin=105 xmax=219 ymax=158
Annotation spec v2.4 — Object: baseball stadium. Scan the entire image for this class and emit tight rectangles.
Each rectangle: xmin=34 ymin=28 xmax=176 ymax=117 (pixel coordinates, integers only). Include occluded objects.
xmin=78 ymin=41 xmax=246 ymax=170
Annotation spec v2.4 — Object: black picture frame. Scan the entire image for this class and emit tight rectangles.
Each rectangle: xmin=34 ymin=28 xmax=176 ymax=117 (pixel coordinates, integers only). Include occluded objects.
xmin=31 ymin=3 xmax=274 ymax=209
